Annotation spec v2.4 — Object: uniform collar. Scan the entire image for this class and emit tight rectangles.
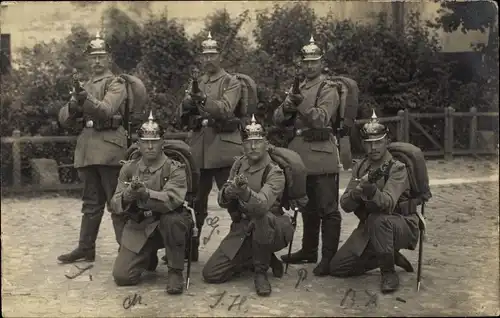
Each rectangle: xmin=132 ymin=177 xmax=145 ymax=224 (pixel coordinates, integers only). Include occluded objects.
xmin=91 ymin=70 xmax=114 ymax=83
xmin=301 ymin=74 xmax=325 ymax=90
xmin=138 ymin=153 xmax=168 ymax=173
xmin=239 ymin=152 xmax=272 ymax=174
xmin=203 ymin=68 xmax=227 ymax=83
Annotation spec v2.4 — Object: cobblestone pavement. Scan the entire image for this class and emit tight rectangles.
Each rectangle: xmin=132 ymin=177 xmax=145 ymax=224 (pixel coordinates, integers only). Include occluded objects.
xmin=2 ymin=158 xmax=499 ymax=317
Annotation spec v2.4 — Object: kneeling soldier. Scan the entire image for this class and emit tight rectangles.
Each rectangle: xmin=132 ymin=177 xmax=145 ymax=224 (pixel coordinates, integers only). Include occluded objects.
xmin=202 ymin=115 xmax=294 ymax=297
xmin=111 ymin=112 xmax=191 ymax=295
xmin=329 ymin=111 xmax=417 ymax=293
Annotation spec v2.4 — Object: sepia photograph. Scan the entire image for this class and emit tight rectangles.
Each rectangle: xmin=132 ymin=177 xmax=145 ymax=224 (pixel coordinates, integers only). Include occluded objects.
xmin=1 ymin=0 xmax=498 ymax=317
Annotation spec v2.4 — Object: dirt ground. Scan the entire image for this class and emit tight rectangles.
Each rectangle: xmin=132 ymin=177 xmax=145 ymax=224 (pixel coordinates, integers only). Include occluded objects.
xmin=1 ymin=157 xmax=499 ymax=317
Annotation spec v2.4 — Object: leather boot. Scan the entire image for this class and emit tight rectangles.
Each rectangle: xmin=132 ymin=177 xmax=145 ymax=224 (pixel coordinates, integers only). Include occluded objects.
xmin=166 ymin=268 xmax=184 ymax=295
xmin=270 ymin=253 xmax=284 ymax=278
xmin=57 ymin=213 xmax=101 ymax=263
xmin=313 ymin=217 xmax=341 ymax=276
xmin=281 ymin=213 xmax=320 ymax=264
xmin=147 ymin=251 xmax=159 ymax=271
xmin=253 ymin=242 xmax=272 ymax=296
xmin=378 ymin=253 xmax=400 ymax=293
xmin=395 ymin=251 xmax=414 ymax=272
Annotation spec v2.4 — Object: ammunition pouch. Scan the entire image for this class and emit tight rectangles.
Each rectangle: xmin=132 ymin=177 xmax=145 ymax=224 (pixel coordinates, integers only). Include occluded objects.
xmin=267 ymin=125 xmax=295 ymax=147
xmin=395 ymin=198 xmax=419 ymax=216
xmin=301 ymin=128 xmax=332 ymax=142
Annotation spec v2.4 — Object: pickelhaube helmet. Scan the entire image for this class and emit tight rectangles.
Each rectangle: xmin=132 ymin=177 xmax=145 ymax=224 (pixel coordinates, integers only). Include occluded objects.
xmin=137 ymin=111 xmax=164 ymax=141
xmin=241 ymin=114 xmax=266 ymax=141
xmin=360 ymin=110 xmax=388 ymax=142
xmin=301 ymin=35 xmax=323 ymax=61
xmin=201 ymin=32 xmax=219 ymax=54
xmin=85 ymin=31 xmax=110 ymax=55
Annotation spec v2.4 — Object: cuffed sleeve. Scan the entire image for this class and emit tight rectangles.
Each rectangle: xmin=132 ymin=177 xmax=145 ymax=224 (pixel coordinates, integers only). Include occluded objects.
xmin=272 ymin=104 xmax=295 ymax=125
xmin=217 ymin=159 xmax=239 ymax=208
xmin=201 ymin=75 xmax=241 ymax=119
xmin=111 ymin=164 xmax=134 ymax=214
xmin=138 ymin=164 xmax=187 ymax=213
xmin=298 ymin=83 xmax=339 ymax=128
xmin=82 ymin=77 xmax=127 ymax=120
xmin=362 ymin=162 xmax=410 ymax=213
xmin=239 ymin=165 xmax=285 ymax=217
xmin=340 ymin=161 xmax=364 ymax=213
xmin=58 ymin=100 xmax=81 ymax=129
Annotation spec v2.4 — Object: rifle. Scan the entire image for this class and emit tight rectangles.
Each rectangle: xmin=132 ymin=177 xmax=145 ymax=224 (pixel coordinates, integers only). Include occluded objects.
xmin=72 ymin=69 xmax=83 ymax=94
xmin=416 ymin=203 xmax=426 ymax=291
xmin=184 ymin=200 xmax=198 ymax=290
xmin=181 ymin=67 xmax=202 ymax=129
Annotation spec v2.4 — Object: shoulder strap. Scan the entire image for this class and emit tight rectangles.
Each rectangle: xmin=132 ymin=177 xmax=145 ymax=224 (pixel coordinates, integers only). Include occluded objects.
xmin=160 ymin=159 xmax=171 ymax=188
xmin=356 ymin=158 xmax=368 ymax=179
xmin=384 ymin=160 xmax=395 ymax=184
xmin=261 ymin=163 xmax=273 ymax=187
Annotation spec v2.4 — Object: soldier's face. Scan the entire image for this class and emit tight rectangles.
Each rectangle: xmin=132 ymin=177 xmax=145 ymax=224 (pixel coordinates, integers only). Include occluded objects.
xmin=200 ymin=53 xmax=221 ymax=74
xmin=302 ymin=60 xmax=322 ymax=79
xmin=88 ymin=54 xmax=110 ymax=74
xmin=243 ymin=139 xmax=268 ymax=162
xmin=362 ymin=138 xmax=388 ymax=161
xmin=139 ymin=139 xmax=163 ymax=161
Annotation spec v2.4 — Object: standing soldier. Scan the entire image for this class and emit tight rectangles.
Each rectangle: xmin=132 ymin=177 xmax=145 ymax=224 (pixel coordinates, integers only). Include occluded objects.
xmin=179 ymin=32 xmax=243 ymax=261
xmin=274 ymin=36 xmax=347 ymax=276
xmin=329 ymin=112 xmax=417 ymax=293
xmin=202 ymin=115 xmax=294 ymax=296
xmin=57 ymin=32 xmax=128 ymax=263
xmin=111 ymin=112 xmax=190 ymax=294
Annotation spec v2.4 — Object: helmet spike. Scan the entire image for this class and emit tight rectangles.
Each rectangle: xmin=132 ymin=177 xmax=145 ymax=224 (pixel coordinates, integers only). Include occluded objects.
xmin=371 ymin=109 xmax=377 ymax=120
xmin=148 ymin=110 xmax=154 ymax=122
xmin=251 ymin=114 xmax=256 ymax=124
xmin=208 ymin=31 xmax=212 ymax=39
xmin=310 ymin=35 xmax=315 ymax=43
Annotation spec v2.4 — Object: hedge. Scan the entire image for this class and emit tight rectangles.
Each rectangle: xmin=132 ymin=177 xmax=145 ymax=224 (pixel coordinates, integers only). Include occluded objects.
xmin=0 ymin=4 xmax=497 ymax=186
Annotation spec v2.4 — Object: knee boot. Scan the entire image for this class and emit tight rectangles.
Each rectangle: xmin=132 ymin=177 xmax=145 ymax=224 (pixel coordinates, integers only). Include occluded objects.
xmin=281 ymin=213 xmax=319 ymax=264
xmin=378 ymin=253 xmax=400 ymax=293
xmin=313 ymin=217 xmax=341 ymax=276
xmin=253 ymin=243 xmax=272 ymax=297
xmin=57 ymin=213 xmax=102 ymax=263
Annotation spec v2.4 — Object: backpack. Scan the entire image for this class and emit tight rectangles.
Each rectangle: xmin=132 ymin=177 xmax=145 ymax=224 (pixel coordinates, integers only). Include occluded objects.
xmin=355 ymin=142 xmax=432 ymax=205
xmin=233 ymin=145 xmax=309 ymax=210
xmin=222 ymin=73 xmax=258 ymax=121
xmin=316 ymin=75 xmax=359 ymax=136
xmin=124 ymin=139 xmax=200 ymax=200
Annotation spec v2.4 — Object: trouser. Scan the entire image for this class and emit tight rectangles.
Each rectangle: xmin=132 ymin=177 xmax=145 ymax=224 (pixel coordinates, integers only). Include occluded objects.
xmin=77 ymin=165 xmax=125 ymax=250
xmin=194 ymin=167 xmax=231 ymax=231
xmin=112 ymin=210 xmax=191 ymax=286
xmin=202 ymin=213 xmax=293 ymax=283
xmin=329 ymin=213 xmax=419 ymax=277
xmin=301 ymin=173 xmax=342 ymax=257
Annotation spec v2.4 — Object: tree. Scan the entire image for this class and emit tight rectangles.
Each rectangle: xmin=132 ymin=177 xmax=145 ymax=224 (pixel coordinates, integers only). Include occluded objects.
xmin=428 ymin=0 xmax=497 ymax=33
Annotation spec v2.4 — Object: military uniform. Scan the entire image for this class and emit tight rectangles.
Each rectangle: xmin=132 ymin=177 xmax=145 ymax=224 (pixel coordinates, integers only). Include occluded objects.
xmin=179 ymin=32 xmax=243 ymax=260
xmin=329 ymin=112 xmax=419 ymax=293
xmin=57 ymin=32 xmax=128 ymax=263
xmin=111 ymin=112 xmax=191 ymax=294
xmin=202 ymin=116 xmax=294 ymax=296
xmin=274 ymin=37 xmax=343 ymax=275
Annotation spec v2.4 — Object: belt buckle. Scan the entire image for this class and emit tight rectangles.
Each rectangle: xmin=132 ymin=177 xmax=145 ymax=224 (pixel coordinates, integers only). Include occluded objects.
xmin=85 ymin=120 xmax=93 ymax=128
xmin=202 ymin=119 xmax=209 ymax=127
xmin=296 ymin=129 xmax=303 ymax=136
xmin=144 ymin=210 xmax=153 ymax=218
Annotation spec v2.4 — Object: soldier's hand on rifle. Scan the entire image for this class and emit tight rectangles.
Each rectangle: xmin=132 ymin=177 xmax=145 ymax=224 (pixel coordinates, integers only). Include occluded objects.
xmin=123 ymin=184 xmax=140 ymax=203
xmin=288 ymin=93 xmax=304 ymax=106
xmin=72 ymin=89 xmax=88 ymax=105
xmin=132 ymin=181 xmax=150 ymax=202
xmin=360 ymin=181 xmax=377 ymax=199
xmin=283 ymin=97 xmax=298 ymax=113
xmin=224 ymin=182 xmax=240 ymax=200
xmin=190 ymin=91 xmax=207 ymax=103
xmin=350 ymin=185 xmax=363 ymax=201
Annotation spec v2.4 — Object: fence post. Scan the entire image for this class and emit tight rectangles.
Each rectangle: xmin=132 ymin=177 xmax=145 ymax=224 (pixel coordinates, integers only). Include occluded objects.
xmin=444 ymin=107 xmax=455 ymax=161
xmin=469 ymin=106 xmax=478 ymax=152
xmin=403 ymin=109 xmax=410 ymax=142
xmin=12 ymin=129 xmax=21 ymax=187
xmin=396 ymin=110 xmax=404 ymax=141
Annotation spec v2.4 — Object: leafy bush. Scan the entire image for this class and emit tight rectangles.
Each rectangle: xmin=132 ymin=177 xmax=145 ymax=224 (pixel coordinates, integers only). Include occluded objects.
xmin=1 ymin=3 xmax=496 ymax=186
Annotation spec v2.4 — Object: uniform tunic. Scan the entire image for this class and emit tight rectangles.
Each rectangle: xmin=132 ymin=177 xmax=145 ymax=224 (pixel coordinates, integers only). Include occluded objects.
xmin=202 ymin=153 xmax=294 ymax=283
xmin=329 ymin=151 xmax=420 ymax=277
xmin=110 ymin=153 xmax=191 ymax=286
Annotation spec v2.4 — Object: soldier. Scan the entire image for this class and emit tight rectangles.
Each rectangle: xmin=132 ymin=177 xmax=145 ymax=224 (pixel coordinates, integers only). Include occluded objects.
xmin=329 ymin=112 xmax=418 ymax=293
xmin=202 ymin=115 xmax=294 ymax=297
xmin=110 ymin=112 xmax=191 ymax=294
xmin=179 ymin=32 xmax=243 ymax=261
xmin=57 ymin=32 xmax=128 ymax=263
xmin=273 ymin=36 xmax=344 ymax=276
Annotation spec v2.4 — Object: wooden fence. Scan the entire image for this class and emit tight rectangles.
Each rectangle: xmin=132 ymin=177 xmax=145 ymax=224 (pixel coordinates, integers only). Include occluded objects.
xmin=1 ymin=107 xmax=498 ymax=193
